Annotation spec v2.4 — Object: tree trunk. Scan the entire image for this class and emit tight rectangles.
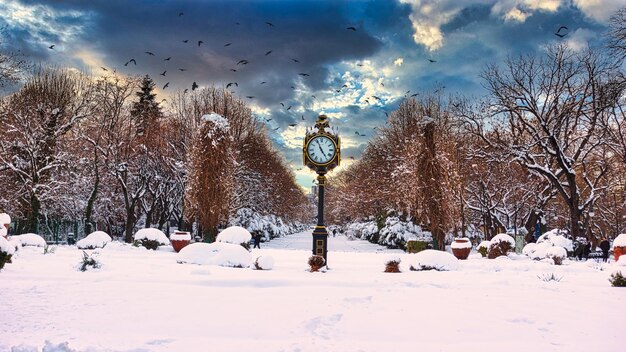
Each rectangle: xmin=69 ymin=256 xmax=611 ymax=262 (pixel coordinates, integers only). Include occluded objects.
xmin=84 ymin=164 xmax=99 ymax=236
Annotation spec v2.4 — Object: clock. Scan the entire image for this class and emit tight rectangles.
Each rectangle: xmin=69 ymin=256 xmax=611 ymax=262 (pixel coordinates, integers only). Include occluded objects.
xmin=306 ymin=135 xmax=337 ymax=165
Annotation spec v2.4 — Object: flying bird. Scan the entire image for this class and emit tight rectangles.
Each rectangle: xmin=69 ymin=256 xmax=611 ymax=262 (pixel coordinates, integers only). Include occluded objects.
xmin=298 ymin=73 xmax=310 ymax=77
xmin=164 ymin=57 xmax=171 ymax=61
xmin=287 ymin=106 xmax=292 ymax=110
xmin=226 ymin=82 xmax=238 ymax=88
xmin=48 ymin=45 xmax=55 ymax=49
xmin=260 ymin=81 xmax=267 ymax=85
xmin=192 ymin=82 xmax=198 ymax=90
xmin=184 ymin=88 xmax=188 ymax=93
xmin=230 ymin=68 xmax=237 ymax=72
xmin=280 ymin=103 xmax=285 ymax=107
xmin=301 ymin=115 xmax=305 ymax=120
xmin=160 ymin=71 xmax=167 ymax=76
xmin=266 ymin=22 xmax=274 ymax=27
xmin=182 ymin=40 xmax=189 ymax=43
xmin=235 ymin=22 xmax=240 ymax=25
xmin=311 ymin=95 xmax=316 ymax=99
xmin=178 ymin=12 xmax=184 ymax=16
xmin=198 ymin=41 xmax=204 ymax=47
xmin=410 ymin=93 xmax=418 ymax=97
xmin=554 ymin=26 xmax=569 ymax=38
xmin=224 ymin=43 xmax=232 ymax=47
xmin=179 ymin=68 xmax=187 ymax=71
xmin=246 ymin=96 xmax=255 ymax=99
xmin=357 ymin=63 xmax=364 ymax=67
xmin=237 ymin=59 xmax=249 ymax=65
xmin=290 ymin=86 xmax=295 ymax=89
xmin=372 ymin=96 xmax=382 ymax=101
xmin=145 ymin=51 xmax=155 ymax=56
xmin=101 ymin=67 xmax=108 ymax=71
xmin=346 ymin=26 xmax=357 ymax=31
xmin=265 ymin=50 xmax=273 ymax=56
xmin=273 ymin=127 xmax=280 ymax=131
xmin=556 ymin=25 xmax=568 ymax=33
xmin=266 ymin=118 xmax=273 ymax=122
xmin=289 ymin=124 xmax=297 ymax=127
xmin=124 ymin=59 xmax=136 ymax=66
xmin=428 ymin=59 xmax=437 ymax=63
xmin=163 ymin=82 xmax=170 ymax=89
xmin=291 ymin=58 xmax=300 ymax=63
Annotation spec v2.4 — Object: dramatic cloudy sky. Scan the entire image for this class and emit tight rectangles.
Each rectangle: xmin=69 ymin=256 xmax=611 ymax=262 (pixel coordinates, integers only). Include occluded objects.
xmin=1 ymin=0 xmax=624 ymax=189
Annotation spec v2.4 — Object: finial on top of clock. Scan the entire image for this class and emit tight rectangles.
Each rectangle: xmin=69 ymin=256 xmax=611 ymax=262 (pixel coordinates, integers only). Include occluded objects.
xmin=315 ymin=114 xmax=330 ymax=132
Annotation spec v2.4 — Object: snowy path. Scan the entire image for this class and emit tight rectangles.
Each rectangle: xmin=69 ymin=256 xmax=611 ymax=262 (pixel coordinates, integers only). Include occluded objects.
xmin=1 ymin=234 xmax=623 ymax=352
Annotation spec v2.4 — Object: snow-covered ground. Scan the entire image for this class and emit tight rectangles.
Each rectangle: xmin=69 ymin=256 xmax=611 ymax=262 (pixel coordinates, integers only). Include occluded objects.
xmin=1 ymin=231 xmax=623 ymax=352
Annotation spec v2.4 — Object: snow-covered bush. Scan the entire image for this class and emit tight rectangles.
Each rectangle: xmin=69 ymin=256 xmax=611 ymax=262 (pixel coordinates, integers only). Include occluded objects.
xmin=538 ymin=229 xmax=573 ymax=252
xmin=217 ymin=226 xmax=252 ymax=249
xmin=347 ymin=217 xmax=432 ymax=249
xmin=614 ymin=234 xmax=626 ymax=247
xmin=308 ymin=255 xmax=325 ymax=272
xmin=77 ymin=231 xmax=111 ymax=250
xmin=405 ymin=239 xmax=430 ymax=253
xmin=408 ymin=249 xmax=459 ymax=271
xmin=487 ymin=234 xmax=515 ymax=259
xmin=609 ymin=271 xmax=626 ymax=287
xmin=133 ymin=228 xmax=169 ymax=250
xmin=77 ymin=251 xmax=101 ymax=272
xmin=477 ymin=241 xmax=491 ymax=257
xmin=545 ymin=246 xmax=567 ymax=265
xmin=177 ymin=242 xmax=253 ymax=268
xmin=522 ymin=243 xmax=537 ymax=256
xmin=253 ymin=255 xmax=274 ymax=270
xmin=0 ymin=236 xmax=15 ymax=270
xmin=11 ymin=233 xmax=47 ymax=247
xmin=384 ymin=255 xmax=402 ymax=273
xmin=228 ymin=208 xmax=302 ymax=241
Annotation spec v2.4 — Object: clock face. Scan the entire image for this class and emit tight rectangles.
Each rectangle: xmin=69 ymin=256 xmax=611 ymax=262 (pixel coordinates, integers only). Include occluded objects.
xmin=307 ymin=136 xmax=336 ymax=164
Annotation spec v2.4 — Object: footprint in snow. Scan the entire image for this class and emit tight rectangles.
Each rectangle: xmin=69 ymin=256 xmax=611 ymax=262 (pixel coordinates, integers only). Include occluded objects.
xmin=304 ymin=314 xmax=343 ymax=339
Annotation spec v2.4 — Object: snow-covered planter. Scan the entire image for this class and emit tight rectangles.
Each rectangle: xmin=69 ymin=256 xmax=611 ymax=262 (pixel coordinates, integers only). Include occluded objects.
xmin=170 ymin=231 xmax=192 ymax=253
xmin=11 ymin=233 xmax=47 ymax=247
xmin=384 ymin=255 xmax=402 ymax=273
xmin=614 ymin=234 xmax=626 ymax=261
xmin=545 ymin=246 xmax=567 ymax=265
xmin=451 ymin=238 xmax=472 ymax=260
xmin=408 ymin=249 xmax=459 ymax=271
xmin=253 ymin=255 xmax=274 ymax=270
xmin=133 ymin=228 xmax=169 ymax=250
xmin=487 ymin=234 xmax=515 ymax=259
xmin=177 ymin=242 xmax=253 ymax=268
xmin=0 ymin=236 xmax=15 ymax=270
xmin=217 ymin=226 xmax=252 ymax=250
xmin=477 ymin=241 xmax=491 ymax=257
xmin=77 ymin=231 xmax=111 ymax=250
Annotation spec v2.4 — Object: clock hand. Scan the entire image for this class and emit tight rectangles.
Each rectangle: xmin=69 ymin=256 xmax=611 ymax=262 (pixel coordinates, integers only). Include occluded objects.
xmin=317 ymin=140 xmax=325 ymax=155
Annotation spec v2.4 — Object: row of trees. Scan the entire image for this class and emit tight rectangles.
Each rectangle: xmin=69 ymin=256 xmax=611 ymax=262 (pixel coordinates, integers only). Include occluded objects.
xmin=0 ymin=67 xmax=310 ymax=241
xmin=327 ymin=9 xmax=626 ymax=246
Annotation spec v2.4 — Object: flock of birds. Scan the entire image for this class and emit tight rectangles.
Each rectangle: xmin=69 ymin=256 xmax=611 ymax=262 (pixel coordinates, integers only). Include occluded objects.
xmin=44 ymin=12 xmax=572 ymax=159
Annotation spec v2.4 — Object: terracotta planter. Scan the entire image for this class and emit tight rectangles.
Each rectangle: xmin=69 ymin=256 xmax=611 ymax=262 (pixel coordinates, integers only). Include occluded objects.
xmin=451 ymin=238 xmax=472 ymax=260
xmin=170 ymin=231 xmax=191 ymax=253
xmin=615 ymin=246 xmax=626 ymax=262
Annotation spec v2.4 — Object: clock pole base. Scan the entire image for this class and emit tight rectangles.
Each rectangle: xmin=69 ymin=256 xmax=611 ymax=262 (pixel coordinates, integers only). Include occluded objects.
xmin=312 ymin=226 xmax=328 ymax=265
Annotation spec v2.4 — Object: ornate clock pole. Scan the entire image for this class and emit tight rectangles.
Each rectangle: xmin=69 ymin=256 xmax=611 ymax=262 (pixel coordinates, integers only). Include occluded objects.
xmin=303 ymin=115 xmax=340 ymax=265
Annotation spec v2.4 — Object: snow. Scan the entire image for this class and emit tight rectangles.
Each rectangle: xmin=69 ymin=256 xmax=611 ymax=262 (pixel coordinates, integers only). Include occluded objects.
xmin=0 ymin=212 xmax=10 ymax=225
xmin=617 ymin=256 xmax=626 ymax=266
xmin=177 ymin=242 xmax=253 ymax=268
xmin=76 ymin=231 xmax=111 ymax=249
xmin=538 ymin=229 xmax=573 ymax=251
xmin=545 ymin=246 xmax=567 ymax=260
xmin=614 ymin=233 xmax=626 ymax=247
xmin=450 ymin=238 xmax=472 ymax=249
xmin=133 ymin=228 xmax=170 ymax=245
xmin=201 ymin=113 xmax=230 ymax=131
xmin=0 ymin=231 xmax=623 ymax=352
xmin=254 ymin=255 xmax=274 ymax=270
xmin=216 ymin=226 xmax=252 ymax=245
xmin=406 ymin=249 xmax=459 ymax=271
xmin=0 ymin=236 xmax=14 ymax=254
xmin=170 ymin=231 xmax=191 ymax=241
xmin=490 ymin=233 xmax=515 ymax=247
xmin=11 ymin=233 xmax=47 ymax=247
xmin=477 ymin=240 xmax=491 ymax=250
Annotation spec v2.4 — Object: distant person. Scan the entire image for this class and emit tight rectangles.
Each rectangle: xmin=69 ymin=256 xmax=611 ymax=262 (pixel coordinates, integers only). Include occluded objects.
xmin=253 ymin=232 xmax=261 ymax=249
xmin=599 ymin=238 xmax=610 ymax=263
xmin=583 ymin=242 xmax=591 ymax=260
xmin=332 ymin=228 xmax=337 ymax=237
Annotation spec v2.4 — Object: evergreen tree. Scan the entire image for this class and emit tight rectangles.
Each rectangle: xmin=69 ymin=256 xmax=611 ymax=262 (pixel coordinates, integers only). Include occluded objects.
xmin=130 ymin=75 xmax=161 ymax=136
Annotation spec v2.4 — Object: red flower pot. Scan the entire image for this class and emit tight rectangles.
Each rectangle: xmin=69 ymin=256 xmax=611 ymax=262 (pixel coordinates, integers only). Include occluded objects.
xmin=451 ymin=238 xmax=472 ymax=260
xmin=170 ymin=231 xmax=191 ymax=253
xmin=615 ymin=246 xmax=626 ymax=262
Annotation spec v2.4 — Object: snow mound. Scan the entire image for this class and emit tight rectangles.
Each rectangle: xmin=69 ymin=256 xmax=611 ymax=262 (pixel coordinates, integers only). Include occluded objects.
xmin=0 ymin=212 xmax=10 ymax=225
xmin=477 ymin=241 xmax=491 ymax=250
xmin=133 ymin=228 xmax=169 ymax=245
xmin=545 ymin=246 xmax=567 ymax=260
xmin=254 ymin=255 xmax=275 ymax=270
xmin=76 ymin=231 xmax=111 ymax=249
xmin=0 ymin=236 xmax=15 ymax=254
xmin=614 ymin=234 xmax=626 ymax=247
xmin=217 ymin=226 xmax=252 ymax=245
xmin=616 ymin=255 xmax=626 ymax=266
xmin=451 ymin=238 xmax=472 ymax=249
xmin=408 ymin=249 xmax=459 ymax=271
xmin=528 ymin=241 xmax=553 ymax=260
xmin=12 ymin=233 xmax=47 ymax=247
xmin=522 ymin=243 xmax=537 ymax=256
xmin=177 ymin=242 xmax=253 ymax=268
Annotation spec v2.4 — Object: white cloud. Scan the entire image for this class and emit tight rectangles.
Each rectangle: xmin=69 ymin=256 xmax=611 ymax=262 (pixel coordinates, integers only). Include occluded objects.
xmin=503 ymin=7 xmax=529 ymax=22
xmin=573 ymin=0 xmax=625 ymax=22
xmin=398 ymin=0 xmax=463 ymax=51
xmin=394 ymin=57 xmax=404 ymax=66
xmin=564 ymin=28 xmax=596 ymax=52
